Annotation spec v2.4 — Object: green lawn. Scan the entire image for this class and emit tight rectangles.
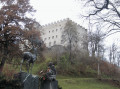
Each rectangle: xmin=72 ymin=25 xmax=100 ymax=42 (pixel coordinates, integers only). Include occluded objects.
xmin=57 ymin=76 xmax=119 ymax=89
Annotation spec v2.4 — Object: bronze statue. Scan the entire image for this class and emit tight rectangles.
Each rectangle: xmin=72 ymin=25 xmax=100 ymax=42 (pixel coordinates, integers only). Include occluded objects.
xmin=20 ymin=47 xmax=37 ymax=73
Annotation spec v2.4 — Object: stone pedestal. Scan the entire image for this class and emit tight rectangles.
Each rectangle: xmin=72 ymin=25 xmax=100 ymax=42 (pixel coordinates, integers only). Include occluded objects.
xmin=40 ymin=80 xmax=58 ymax=89
xmin=15 ymin=72 xmax=59 ymax=89
xmin=20 ymin=72 xmax=39 ymax=89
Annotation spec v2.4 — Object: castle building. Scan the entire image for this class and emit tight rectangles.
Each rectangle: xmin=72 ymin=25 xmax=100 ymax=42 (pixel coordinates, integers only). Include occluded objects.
xmin=41 ymin=18 xmax=88 ymax=52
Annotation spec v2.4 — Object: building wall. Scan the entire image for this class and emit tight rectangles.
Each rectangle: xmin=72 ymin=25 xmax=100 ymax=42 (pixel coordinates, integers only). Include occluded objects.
xmin=40 ymin=18 xmax=88 ymax=52
xmin=41 ymin=19 xmax=67 ymax=47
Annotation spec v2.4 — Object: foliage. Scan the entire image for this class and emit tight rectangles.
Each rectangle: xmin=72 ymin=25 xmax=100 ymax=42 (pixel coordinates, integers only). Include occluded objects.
xmin=32 ymin=57 xmax=53 ymax=75
xmin=0 ymin=0 xmax=38 ymax=73
xmin=0 ymin=79 xmax=22 ymax=89
xmin=55 ymin=52 xmax=120 ymax=78
xmin=56 ymin=54 xmax=96 ymax=77
xmin=23 ymin=24 xmax=42 ymax=48
xmin=0 ymin=73 xmax=22 ymax=89
xmin=2 ymin=64 xmax=18 ymax=80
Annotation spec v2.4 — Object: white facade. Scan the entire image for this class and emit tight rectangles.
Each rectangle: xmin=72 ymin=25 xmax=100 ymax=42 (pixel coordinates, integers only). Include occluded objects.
xmin=41 ymin=18 xmax=87 ymax=52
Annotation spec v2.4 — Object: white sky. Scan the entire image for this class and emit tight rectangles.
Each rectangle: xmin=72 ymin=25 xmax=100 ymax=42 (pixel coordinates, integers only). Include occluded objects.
xmin=30 ymin=0 xmax=120 ymax=50
xmin=30 ymin=0 xmax=84 ymax=25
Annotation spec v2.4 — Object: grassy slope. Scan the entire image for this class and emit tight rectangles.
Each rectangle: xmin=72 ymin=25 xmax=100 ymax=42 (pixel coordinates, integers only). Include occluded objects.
xmin=57 ymin=76 xmax=119 ymax=89
xmin=2 ymin=64 xmax=120 ymax=89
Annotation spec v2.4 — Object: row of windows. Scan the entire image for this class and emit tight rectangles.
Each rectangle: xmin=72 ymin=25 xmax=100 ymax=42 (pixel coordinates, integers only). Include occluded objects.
xmin=49 ymin=41 xmax=56 ymax=46
xmin=44 ymin=35 xmax=58 ymax=41
xmin=48 ymin=40 xmax=63 ymax=46
xmin=48 ymin=28 xmax=62 ymax=33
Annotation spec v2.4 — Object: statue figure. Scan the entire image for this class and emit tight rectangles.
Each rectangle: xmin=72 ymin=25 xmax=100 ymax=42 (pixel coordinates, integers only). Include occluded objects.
xmin=40 ymin=62 xmax=58 ymax=89
xmin=46 ymin=62 xmax=56 ymax=81
xmin=20 ymin=47 xmax=37 ymax=73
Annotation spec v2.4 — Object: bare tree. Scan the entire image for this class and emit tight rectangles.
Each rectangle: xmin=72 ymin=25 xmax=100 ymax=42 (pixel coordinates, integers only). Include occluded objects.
xmin=117 ymin=52 xmax=120 ymax=67
xmin=111 ymin=43 xmax=117 ymax=65
xmin=62 ymin=20 xmax=79 ymax=63
xmin=108 ymin=43 xmax=119 ymax=65
xmin=88 ymin=27 xmax=105 ymax=76
xmin=108 ymin=46 xmax=112 ymax=64
xmin=88 ymin=29 xmax=104 ymax=57
xmin=80 ymin=0 xmax=120 ymax=36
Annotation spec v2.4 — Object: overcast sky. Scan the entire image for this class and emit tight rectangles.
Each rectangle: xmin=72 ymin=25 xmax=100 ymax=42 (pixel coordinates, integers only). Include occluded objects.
xmin=30 ymin=0 xmax=85 ymax=25
xmin=30 ymin=0 xmax=120 ymax=50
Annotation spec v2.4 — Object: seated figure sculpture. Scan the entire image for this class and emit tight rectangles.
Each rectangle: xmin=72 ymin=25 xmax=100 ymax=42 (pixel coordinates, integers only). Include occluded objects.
xmin=46 ymin=62 xmax=56 ymax=81
xmin=40 ymin=62 xmax=58 ymax=89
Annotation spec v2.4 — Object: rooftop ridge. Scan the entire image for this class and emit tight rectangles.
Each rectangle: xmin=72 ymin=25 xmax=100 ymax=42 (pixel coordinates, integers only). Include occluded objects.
xmin=41 ymin=18 xmax=86 ymax=30
xmin=42 ymin=18 xmax=68 ymax=27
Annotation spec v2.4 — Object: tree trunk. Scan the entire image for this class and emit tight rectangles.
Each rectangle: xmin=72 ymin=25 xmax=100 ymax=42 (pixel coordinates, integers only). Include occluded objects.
xmin=92 ymin=47 xmax=95 ymax=57
xmin=69 ymin=40 xmax=72 ymax=63
xmin=97 ymin=61 xmax=100 ymax=76
xmin=0 ymin=57 xmax=6 ymax=73
xmin=0 ymin=44 xmax=8 ymax=74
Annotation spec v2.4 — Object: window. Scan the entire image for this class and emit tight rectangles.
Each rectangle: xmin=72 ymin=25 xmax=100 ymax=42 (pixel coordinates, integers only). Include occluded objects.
xmin=52 ymin=36 xmax=54 ymax=39
xmin=62 ymin=34 xmax=65 ymax=38
xmin=56 ymin=35 xmax=57 ymax=38
xmin=49 ymin=37 xmax=50 ymax=39
xmin=49 ymin=31 xmax=50 ymax=33
xmin=52 ymin=30 xmax=54 ymax=32
xmin=61 ymin=40 xmax=63 ymax=44
xmin=44 ymin=38 xmax=47 ymax=41
xmin=49 ymin=42 xmax=51 ymax=46
xmin=56 ymin=29 xmax=58 ymax=31
xmin=54 ymin=41 xmax=56 ymax=45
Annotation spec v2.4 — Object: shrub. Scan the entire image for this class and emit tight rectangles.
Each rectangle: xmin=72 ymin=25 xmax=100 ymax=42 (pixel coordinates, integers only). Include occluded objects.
xmin=2 ymin=64 xmax=17 ymax=81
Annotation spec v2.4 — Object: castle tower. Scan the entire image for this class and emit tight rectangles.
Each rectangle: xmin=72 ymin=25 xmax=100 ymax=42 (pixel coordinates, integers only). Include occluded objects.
xmin=40 ymin=18 xmax=88 ymax=53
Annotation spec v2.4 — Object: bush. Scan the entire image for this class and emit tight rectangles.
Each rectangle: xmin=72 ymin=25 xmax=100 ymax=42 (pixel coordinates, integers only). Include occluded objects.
xmin=56 ymin=54 xmax=98 ymax=77
xmin=2 ymin=64 xmax=17 ymax=81
xmin=0 ymin=78 xmax=22 ymax=89
xmin=32 ymin=57 xmax=53 ymax=75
